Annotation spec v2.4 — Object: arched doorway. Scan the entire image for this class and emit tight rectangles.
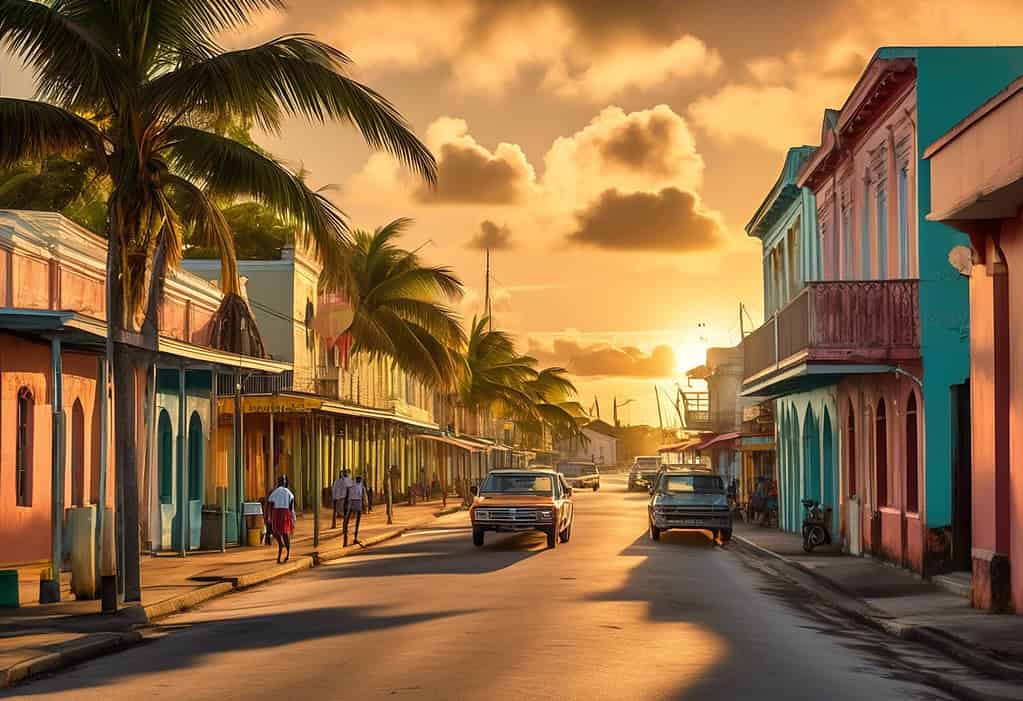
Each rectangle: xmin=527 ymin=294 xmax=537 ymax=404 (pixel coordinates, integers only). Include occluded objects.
xmin=789 ymin=405 xmax=802 ymax=529
xmin=70 ymin=399 xmax=85 ymax=507
xmin=875 ymin=399 xmax=888 ymax=507
xmin=157 ymin=410 xmax=176 ymax=549
xmin=187 ymin=412 xmax=204 ymax=550
xmin=823 ymin=408 xmax=836 ymax=532
xmin=905 ymin=393 xmax=919 ymax=513
xmin=803 ymin=406 xmax=821 ymax=504
xmin=846 ymin=399 xmax=857 ymax=497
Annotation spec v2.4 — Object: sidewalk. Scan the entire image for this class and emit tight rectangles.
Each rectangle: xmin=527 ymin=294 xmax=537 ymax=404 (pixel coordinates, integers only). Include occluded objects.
xmin=733 ymin=523 xmax=1023 ymax=677
xmin=0 ymin=498 xmax=464 ymax=688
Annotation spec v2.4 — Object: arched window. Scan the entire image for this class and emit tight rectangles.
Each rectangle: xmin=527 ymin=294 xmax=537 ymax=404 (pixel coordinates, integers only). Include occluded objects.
xmin=875 ymin=399 xmax=888 ymax=507
xmin=906 ymin=393 xmax=919 ymax=512
xmin=16 ymin=387 xmax=34 ymax=506
xmin=847 ymin=400 xmax=857 ymax=496
xmin=71 ymin=399 xmax=86 ymax=507
xmin=158 ymin=410 xmax=173 ymax=505
xmin=187 ymin=412 xmax=203 ymax=502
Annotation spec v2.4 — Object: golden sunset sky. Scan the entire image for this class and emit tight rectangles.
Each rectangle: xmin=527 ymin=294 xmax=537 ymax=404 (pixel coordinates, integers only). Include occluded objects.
xmin=3 ymin=0 xmax=1021 ymax=425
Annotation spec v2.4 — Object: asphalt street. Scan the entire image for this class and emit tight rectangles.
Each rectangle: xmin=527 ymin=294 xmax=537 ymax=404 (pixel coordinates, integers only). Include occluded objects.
xmin=5 ymin=476 xmax=960 ymax=700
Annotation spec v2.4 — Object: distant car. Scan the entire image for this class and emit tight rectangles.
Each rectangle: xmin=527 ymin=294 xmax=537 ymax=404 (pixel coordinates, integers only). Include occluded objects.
xmin=648 ymin=470 xmax=732 ymax=543
xmin=557 ymin=460 xmax=600 ymax=491
xmin=470 ymin=469 xmax=574 ymax=549
xmin=629 ymin=456 xmax=662 ymax=491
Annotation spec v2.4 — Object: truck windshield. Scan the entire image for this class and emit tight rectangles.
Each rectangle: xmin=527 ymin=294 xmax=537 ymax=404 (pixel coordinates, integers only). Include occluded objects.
xmin=558 ymin=463 xmax=592 ymax=476
xmin=480 ymin=474 xmax=554 ymax=495
xmin=659 ymin=474 xmax=723 ymax=493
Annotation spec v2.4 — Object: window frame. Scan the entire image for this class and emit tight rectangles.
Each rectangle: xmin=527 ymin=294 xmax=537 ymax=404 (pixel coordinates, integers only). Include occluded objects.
xmin=15 ymin=387 xmax=34 ymax=507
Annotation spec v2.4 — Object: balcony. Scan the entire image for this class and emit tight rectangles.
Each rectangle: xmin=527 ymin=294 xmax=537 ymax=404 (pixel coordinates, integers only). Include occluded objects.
xmin=742 ymin=280 xmax=919 ymax=397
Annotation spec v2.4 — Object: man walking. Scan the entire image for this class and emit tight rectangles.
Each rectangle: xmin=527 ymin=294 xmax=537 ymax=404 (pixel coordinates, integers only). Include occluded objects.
xmin=343 ymin=475 xmax=367 ymax=546
xmin=331 ymin=468 xmax=353 ymax=529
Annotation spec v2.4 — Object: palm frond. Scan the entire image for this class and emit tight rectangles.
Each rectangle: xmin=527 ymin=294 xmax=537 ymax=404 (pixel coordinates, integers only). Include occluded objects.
xmin=0 ymin=98 xmax=106 ymax=167
xmin=166 ymin=174 xmax=240 ymax=294
xmin=165 ymin=125 xmax=349 ymax=264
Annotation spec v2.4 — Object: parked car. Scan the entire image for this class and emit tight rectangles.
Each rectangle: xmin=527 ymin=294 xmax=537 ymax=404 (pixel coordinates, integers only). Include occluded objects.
xmin=470 ymin=469 xmax=574 ymax=549
xmin=628 ymin=456 xmax=662 ymax=491
xmin=557 ymin=460 xmax=600 ymax=491
xmin=648 ymin=470 xmax=732 ymax=543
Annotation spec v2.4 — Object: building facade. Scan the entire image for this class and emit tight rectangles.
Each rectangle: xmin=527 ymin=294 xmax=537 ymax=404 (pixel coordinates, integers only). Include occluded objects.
xmin=926 ymin=73 xmax=1023 ymax=612
xmin=742 ymin=47 xmax=1023 ymax=575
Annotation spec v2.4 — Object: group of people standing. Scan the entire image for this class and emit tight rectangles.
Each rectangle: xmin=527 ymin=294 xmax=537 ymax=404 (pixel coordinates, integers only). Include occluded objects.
xmin=331 ymin=469 xmax=368 ymax=547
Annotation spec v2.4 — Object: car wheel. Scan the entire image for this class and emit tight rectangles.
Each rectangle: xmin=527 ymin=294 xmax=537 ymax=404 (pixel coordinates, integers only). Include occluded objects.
xmin=559 ymin=521 xmax=572 ymax=543
xmin=720 ymin=528 xmax=732 ymax=544
xmin=473 ymin=528 xmax=485 ymax=547
xmin=649 ymin=522 xmax=661 ymax=541
xmin=546 ymin=527 xmax=558 ymax=549
xmin=592 ymin=483 xmax=599 ymax=492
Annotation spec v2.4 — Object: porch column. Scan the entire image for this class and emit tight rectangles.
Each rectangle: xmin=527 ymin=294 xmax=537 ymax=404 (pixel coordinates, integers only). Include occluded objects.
xmin=178 ymin=367 xmax=188 ymax=557
xmin=95 ymin=355 xmax=108 ymax=591
xmin=42 ymin=337 xmax=65 ymax=603
xmin=313 ymin=416 xmax=321 ymax=547
xmin=233 ymin=370 xmax=244 ymax=539
xmin=969 ymin=234 xmax=1012 ymax=610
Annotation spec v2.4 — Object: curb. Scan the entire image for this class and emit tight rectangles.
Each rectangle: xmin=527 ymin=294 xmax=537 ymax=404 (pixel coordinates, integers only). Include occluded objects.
xmin=0 ymin=506 xmax=467 ymax=689
xmin=1 ymin=631 xmax=142 ymax=688
xmin=732 ymin=535 xmax=1023 ymax=682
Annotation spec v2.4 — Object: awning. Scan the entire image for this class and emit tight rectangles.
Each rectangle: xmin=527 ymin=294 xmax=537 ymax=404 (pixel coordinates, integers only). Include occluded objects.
xmin=220 ymin=391 xmax=441 ymax=431
xmin=657 ymin=438 xmax=702 ymax=453
xmin=414 ymin=433 xmax=489 ymax=452
xmin=695 ymin=431 xmax=741 ymax=450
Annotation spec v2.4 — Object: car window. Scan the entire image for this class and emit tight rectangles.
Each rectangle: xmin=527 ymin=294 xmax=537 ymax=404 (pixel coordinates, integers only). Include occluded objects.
xmin=480 ymin=473 xmax=554 ymax=495
xmin=658 ymin=474 xmax=723 ymax=493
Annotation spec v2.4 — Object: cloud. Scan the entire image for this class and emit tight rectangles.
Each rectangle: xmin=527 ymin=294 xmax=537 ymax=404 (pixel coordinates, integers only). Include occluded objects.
xmin=542 ymin=105 xmax=705 ymax=213
xmin=258 ymin=0 xmax=720 ymax=101
xmin=467 ymin=220 xmax=514 ymax=250
xmin=568 ymin=187 xmax=724 ymax=253
xmin=529 ymin=337 xmax=676 ymax=378
xmin=414 ymin=117 xmax=536 ymax=204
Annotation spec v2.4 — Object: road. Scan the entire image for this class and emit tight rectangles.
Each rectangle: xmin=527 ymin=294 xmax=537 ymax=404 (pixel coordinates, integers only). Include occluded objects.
xmin=6 ymin=476 xmax=958 ymax=700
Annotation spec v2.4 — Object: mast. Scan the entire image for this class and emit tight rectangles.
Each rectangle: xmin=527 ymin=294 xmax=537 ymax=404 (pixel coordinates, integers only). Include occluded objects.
xmin=654 ymin=385 xmax=664 ymax=431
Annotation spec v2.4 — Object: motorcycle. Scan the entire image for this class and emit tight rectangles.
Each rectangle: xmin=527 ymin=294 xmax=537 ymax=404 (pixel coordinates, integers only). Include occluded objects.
xmin=801 ymin=499 xmax=831 ymax=552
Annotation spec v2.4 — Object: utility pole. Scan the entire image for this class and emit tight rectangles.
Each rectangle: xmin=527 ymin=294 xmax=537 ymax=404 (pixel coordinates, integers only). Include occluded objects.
xmin=613 ymin=397 xmax=618 ymax=428
xmin=654 ymin=386 xmax=664 ymax=431
xmin=484 ymin=247 xmax=492 ymax=331
xmin=739 ymin=302 xmax=745 ymax=339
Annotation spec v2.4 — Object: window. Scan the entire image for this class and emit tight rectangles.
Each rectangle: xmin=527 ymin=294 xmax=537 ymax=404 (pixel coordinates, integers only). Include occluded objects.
xmin=71 ymin=399 xmax=85 ymax=507
xmin=906 ymin=393 xmax=919 ymax=512
xmin=861 ymin=176 xmax=871 ymax=279
xmin=876 ymin=182 xmax=888 ymax=278
xmin=842 ymin=196 xmax=854 ymax=280
xmin=847 ymin=400 xmax=857 ymax=497
xmin=15 ymin=387 xmax=34 ymax=506
xmin=898 ymin=167 xmax=910 ymax=278
xmin=875 ymin=399 xmax=888 ymax=507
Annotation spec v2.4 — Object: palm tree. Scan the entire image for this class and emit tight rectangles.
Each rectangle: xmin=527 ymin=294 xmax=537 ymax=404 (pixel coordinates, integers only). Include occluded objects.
xmin=319 ymin=218 xmax=465 ymax=389
xmin=458 ymin=318 xmax=584 ymax=448
xmin=0 ymin=0 xmax=436 ymax=600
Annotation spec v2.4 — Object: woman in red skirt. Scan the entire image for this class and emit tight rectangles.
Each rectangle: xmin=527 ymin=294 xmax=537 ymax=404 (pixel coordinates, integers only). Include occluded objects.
xmin=268 ymin=476 xmax=296 ymax=563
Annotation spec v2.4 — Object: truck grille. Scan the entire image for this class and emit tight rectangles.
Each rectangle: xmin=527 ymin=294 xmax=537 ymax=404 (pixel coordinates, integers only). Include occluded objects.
xmin=656 ymin=505 xmax=729 ymax=517
xmin=477 ymin=507 xmax=539 ymax=522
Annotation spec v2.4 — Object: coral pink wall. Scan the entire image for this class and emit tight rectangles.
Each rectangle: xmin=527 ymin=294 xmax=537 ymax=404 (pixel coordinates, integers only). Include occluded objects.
xmin=1001 ymin=218 xmax=1023 ymax=611
xmin=0 ymin=335 xmax=108 ymax=566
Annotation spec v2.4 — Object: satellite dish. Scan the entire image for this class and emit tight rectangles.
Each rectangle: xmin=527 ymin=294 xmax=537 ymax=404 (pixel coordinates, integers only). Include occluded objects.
xmin=948 ymin=245 xmax=973 ymax=277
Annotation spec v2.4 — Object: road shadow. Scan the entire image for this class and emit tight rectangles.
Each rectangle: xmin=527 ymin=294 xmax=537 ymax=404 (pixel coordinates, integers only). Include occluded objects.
xmin=315 ymin=529 xmax=544 ymax=580
xmin=3 ymin=604 xmax=475 ymax=697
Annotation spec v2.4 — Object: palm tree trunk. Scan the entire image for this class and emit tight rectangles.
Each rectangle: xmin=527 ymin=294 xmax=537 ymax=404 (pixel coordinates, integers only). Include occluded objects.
xmin=111 ymin=342 xmax=142 ymax=602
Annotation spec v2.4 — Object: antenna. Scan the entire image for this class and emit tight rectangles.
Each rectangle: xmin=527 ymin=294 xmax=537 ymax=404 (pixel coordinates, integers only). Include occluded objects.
xmin=484 ymin=247 xmax=492 ymax=331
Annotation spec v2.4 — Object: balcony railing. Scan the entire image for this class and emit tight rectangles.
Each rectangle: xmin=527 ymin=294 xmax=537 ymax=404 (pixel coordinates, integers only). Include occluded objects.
xmin=743 ymin=280 xmax=920 ymax=385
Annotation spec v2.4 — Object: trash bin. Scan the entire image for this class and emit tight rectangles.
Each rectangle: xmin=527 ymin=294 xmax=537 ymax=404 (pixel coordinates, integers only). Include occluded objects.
xmin=0 ymin=570 xmax=18 ymax=608
xmin=242 ymin=502 xmax=264 ymax=547
xmin=246 ymin=528 xmax=262 ymax=547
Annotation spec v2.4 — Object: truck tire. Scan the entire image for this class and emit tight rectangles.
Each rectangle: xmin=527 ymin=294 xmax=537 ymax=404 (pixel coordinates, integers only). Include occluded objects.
xmin=559 ymin=521 xmax=572 ymax=543
xmin=720 ymin=528 xmax=732 ymax=544
xmin=592 ymin=482 xmax=599 ymax=492
xmin=649 ymin=522 xmax=661 ymax=541
xmin=546 ymin=527 xmax=558 ymax=549
xmin=473 ymin=528 xmax=485 ymax=547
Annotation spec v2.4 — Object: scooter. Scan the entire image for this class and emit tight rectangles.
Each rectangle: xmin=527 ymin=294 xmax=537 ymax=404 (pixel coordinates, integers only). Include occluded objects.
xmin=801 ymin=499 xmax=831 ymax=552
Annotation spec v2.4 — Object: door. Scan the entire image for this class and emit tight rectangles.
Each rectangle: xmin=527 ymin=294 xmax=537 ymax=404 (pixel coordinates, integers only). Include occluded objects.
xmin=187 ymin=412 xmax=204 ymax=550
xmin=157 ymin=410 xmax=177 ymax=551
xmin=950 ymin=382 xmax=972 ymax=571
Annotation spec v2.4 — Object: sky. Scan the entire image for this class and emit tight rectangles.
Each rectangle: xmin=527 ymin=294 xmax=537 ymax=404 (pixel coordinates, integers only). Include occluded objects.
xmin=4 ymin=0 xmax=1023 ymax=426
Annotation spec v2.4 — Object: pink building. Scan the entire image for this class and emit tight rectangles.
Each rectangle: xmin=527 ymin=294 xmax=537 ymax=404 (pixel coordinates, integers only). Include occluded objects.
xmin=926 ymin=75 xmax=1023 ymax=612
xmin=0 ymin=211 xmax=286 ymax=601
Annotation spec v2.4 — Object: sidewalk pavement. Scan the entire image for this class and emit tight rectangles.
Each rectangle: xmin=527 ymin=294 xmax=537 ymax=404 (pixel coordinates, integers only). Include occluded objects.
xmin=1 ymin=498 xmax=464 ymax=688
xmin=733 ymin=523 xmax=1023 ymax=678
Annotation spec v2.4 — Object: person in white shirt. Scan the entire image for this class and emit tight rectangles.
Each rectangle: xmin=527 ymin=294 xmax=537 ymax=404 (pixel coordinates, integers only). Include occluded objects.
xmin=343 ymin=475 xmax=366 ymax=546
xmin=331 ymin=469 xmax=353 ymax=529
xmin=268 ymin=476 xmax=296 ymax=563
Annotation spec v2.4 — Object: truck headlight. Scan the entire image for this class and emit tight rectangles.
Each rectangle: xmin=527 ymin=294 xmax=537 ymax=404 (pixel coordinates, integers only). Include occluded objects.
xmin=537 ymin=510 xmax=553 ymax=521
xmin=474 ymin=510 xmax=489 ymax=521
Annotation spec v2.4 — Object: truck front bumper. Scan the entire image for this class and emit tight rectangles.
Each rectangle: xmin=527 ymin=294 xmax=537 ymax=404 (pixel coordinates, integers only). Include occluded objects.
xmin=651 ymin=514 xmax=731 ymax=530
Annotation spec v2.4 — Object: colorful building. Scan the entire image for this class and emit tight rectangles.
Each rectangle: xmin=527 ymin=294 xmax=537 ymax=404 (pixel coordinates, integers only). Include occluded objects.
xmin=926 ymin=73 xmax=1023 ymax=612
xmin=0 ymin=210 xmax=286 ymax=599
xmin=742 ymin=47 xmax=1023 ymax=576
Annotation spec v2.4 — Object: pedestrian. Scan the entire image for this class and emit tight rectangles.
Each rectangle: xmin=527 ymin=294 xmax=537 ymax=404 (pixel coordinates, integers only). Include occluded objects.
xmin=343 ymin=475 xmax=367 ymax=546
xmin=331 ymin=468 xmax=353 ymax=529
xmin=268 ymin=476 xmax=296 ymax=563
